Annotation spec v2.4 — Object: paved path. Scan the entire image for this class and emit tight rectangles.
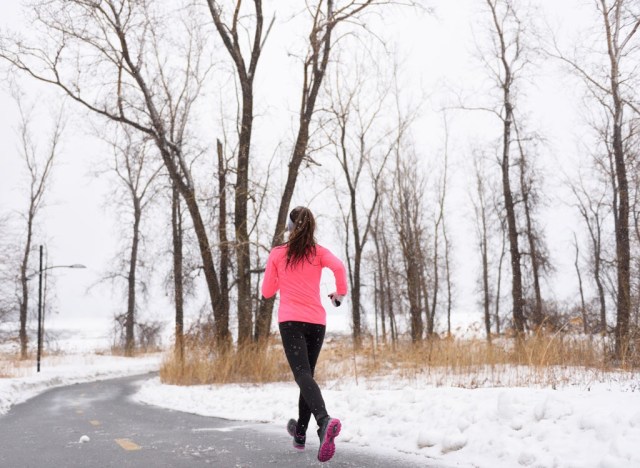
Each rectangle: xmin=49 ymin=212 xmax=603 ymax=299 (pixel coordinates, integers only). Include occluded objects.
xmin=0 ymin=374 xmax=432 ymax=467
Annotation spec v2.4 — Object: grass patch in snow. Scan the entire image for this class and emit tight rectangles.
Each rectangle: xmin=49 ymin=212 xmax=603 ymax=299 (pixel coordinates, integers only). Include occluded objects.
xmin=160 ymin=333 xmax=639 ymax=388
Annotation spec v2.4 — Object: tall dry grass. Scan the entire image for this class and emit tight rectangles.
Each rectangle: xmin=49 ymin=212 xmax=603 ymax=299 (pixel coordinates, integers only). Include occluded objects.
xmin=335 ymin=333 xmax=624 ymax=388
xmin=160 ymin=337 xmax=292 ymax=385
xmin=0 ymin=351 xmax=70 ymax=378
xmin=160 ymin=332 xmax=637 ymax=389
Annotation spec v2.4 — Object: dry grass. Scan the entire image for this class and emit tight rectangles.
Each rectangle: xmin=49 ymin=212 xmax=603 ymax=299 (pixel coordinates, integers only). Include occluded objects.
xmin=160 ymin=332 xmax=638 ymax=389
xmin=160 ymin=338 xmax=292 ymax=386
xmin=0 ymin=352 xmax=45 ymax=378
xmin=327 ymin=334 xmax=626 ymax=388
xmin=351 ymin=333 xmax=611 ymax=375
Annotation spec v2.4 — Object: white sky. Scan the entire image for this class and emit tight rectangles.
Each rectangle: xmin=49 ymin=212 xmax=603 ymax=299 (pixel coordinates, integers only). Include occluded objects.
xmin=0 ymin=0 xmax=602 ymax=339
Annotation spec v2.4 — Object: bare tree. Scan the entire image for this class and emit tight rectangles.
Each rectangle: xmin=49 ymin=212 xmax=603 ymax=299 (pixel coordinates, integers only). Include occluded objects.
xmin=13 ymin=92 xmax=63 ymax=359
xmin=325 ymin=55 xmax=397 ymax=347
xmin=206 ymin=1 xmax=272 ymax=346
xmin=514 ymin=126 xmax=549 ymax=329
xmin=254 ymin=0 xmax=386 ymax=340
xmin=569 ymin=175 xmax=610 ymax=333
xmin=472 ymin=155 xmax=493 ymax=342
xmin=391 ymin=146 xmax=427 ymax=343
xmin=0 ymin=1 xmax=233 ymax=348
xmin=102 ymin=128 xmax=162 ymax=356
xmin=428 ymin=116 xmax=451 ymax=338
xmin=550 ymin=0 xmax=640 ymax=360
xmin=372 ymin=200 xmax=399 ymax=346
xmin=573 ymin=232 xmax=589 ymax=334
xmin=478 ymin=0 xmax=531 ymax=339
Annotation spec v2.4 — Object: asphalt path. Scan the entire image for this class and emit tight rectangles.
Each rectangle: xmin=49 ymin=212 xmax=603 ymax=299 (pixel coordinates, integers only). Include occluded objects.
xmin=0 ymin=374 xmax=434 ymax=467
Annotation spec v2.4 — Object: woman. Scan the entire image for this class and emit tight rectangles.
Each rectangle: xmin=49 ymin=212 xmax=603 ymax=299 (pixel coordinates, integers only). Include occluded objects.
xmin=261 ymin=206 xmax=348 ymax=463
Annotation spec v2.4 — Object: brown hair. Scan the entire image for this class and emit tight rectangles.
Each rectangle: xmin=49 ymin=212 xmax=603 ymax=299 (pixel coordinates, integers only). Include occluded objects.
xmin=285 ymin=206 xmax=316 ymax=268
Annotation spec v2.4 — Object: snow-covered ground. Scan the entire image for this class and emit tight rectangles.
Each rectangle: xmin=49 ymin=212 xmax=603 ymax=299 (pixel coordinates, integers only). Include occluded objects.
xmin=3 ymin=322 xmax=639 ymax=467
xmin=0 ymin=353 xmax=161 ymax=415
xmin=135 ymin=369 xmax=640 ymax=468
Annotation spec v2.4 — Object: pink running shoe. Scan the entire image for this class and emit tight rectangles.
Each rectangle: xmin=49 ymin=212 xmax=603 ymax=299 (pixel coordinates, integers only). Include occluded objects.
xmin=317 ymin=417 xmax=341 ymax=462
xmin=287 ymin=418 xmax=305 ymax=450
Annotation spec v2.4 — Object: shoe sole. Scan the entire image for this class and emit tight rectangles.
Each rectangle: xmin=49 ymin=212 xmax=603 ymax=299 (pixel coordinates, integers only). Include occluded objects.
xmin=318 ymin=418 xmax=341 ymax=462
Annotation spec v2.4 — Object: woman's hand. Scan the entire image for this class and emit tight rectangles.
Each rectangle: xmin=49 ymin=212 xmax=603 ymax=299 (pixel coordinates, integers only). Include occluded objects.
xmin=328 ymin=292 xmax=345 ymax=307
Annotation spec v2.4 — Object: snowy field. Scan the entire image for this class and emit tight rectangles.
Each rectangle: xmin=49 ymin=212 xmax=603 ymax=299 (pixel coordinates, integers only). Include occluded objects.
xmin=0 ymin=352 xmax=161 ymax=416
xmin=135 ymin=369 xmax=640 ymax=468
xmin=2 ymin=323 xmax=640 ymax=467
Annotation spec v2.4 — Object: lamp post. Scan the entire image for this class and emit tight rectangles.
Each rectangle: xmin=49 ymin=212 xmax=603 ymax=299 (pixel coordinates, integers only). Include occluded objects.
xmin=35 ymin=245 xmax=86 ymax=372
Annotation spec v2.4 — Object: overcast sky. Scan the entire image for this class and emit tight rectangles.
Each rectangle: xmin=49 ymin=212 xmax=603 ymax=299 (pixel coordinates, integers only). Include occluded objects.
xmin=0 ymin=0 xmax=600 ymax=340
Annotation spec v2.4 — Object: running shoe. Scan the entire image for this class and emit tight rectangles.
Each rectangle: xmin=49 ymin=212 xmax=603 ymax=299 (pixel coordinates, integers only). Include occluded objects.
xmin=287 ymin=418 xmax=306 ymax=450
xmin=317 ymin=417 xmax=341 ymax=462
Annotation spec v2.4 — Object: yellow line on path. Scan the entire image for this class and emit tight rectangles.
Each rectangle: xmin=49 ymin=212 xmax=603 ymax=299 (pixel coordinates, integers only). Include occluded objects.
xmin=89 ymin=420 xmax=101 ymax=426
xmin=115 ymin=438 xmax=142 ymax=451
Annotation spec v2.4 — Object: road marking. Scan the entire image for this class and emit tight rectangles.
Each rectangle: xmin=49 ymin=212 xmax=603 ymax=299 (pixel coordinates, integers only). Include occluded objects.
xmin=76 ymin=410 xmax=84 ymax=415
xmin=89 ymin=420 xmax=101 ymax=426
xmin=115 ymin=438 xmax=142 ymax=451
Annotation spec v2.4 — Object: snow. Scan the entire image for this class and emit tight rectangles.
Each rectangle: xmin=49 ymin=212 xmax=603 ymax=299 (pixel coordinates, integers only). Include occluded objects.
xmin=2 ymin=327 xmax=639 ymax=467
xmin=134 ymin=370 xmax=640 ymax=468
xmin=0 ymin=352 xmax=161 ymax=415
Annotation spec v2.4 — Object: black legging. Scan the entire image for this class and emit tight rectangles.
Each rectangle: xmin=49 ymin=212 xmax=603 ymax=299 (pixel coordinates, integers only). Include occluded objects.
xmin=279 ymin=320 xmax=328 ymax=434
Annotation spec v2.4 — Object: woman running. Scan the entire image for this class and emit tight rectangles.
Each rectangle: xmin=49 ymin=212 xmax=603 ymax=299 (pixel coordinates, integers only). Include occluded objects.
xmin=261 ymin=206 xmax=348 ymax=463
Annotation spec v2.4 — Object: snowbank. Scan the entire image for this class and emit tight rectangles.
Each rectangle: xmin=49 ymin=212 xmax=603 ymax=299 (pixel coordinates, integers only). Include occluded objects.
xmin=0 ymin=353 xmax=161 ymax=415
xmin=134 ymin=372 xmax=640 ymax=468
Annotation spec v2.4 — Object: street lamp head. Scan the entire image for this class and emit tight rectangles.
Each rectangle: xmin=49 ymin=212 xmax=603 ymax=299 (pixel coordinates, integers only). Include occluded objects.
xmin=69 ymin=264 xmax=87 ymax=269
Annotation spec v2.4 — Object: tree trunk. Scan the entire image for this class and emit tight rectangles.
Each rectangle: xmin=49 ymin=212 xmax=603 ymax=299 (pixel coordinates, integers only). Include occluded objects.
xmin=405 ymin=243 xmax=423 ymax=343
xmin=124 ymin=198 xmax=141 ymax=356
xmin=216 ymin=140 xmax=231 ymax=346
xmin=382 ymin=230 xmax=397 ymax=346
xmin=573 ymin=234 xmax=588 ymax=334
xmin=172 ymin=182 xmax=184 ymax=362
xmin=495 ymin=226 xmax=506 ymax=335
xmin=600 ymin=0 xmax=631 ymax=360
xmin=19 ymin=216 xmax=33 ymax=359
xmin=350 ymin=188 xmax=363 ymax=347
xmin=230 ymin=91 xmax=253 ymax=345
xmin=430 ymin=227 xmax=440 ymax=337
xmin=519 ymin=155 xmax=543 ymax=328
xmin=373 ymin=229 xmax=387 ymax=343
xmin=612 ymin=113 xmax=630 ymax=359
xmin=481 ymin=210 xmax=491 ymax=342
xmin=501 ymin=99 xmax=525 ymax=338
xmin=178 ymin=180 xmax=230 ymax=348
xmin=234 ymin=58 xmax=257 ymax=349
xmin=444 ymin=219 xmax=452 ymax=338
xmin=421 ymin=258 xmax=433 ymax=337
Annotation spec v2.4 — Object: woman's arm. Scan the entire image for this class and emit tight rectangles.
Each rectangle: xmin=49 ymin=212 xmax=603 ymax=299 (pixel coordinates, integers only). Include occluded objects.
xmin=321 ymin=247 xmax=348 ymax=296
xmin=261 ymin=251 xmax=279 ymax=298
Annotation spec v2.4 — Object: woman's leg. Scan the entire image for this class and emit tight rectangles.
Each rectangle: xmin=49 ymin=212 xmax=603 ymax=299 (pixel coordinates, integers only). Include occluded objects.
xmin=296 ymin=322 xmax=326 ymax=433
xmin=279 ymin=321 xmax=328 ymax=432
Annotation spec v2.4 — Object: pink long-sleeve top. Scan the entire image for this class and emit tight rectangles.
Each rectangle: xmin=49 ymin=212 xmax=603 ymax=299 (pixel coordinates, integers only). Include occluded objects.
xmin=261 ymin=244 xmax=348 ymax=325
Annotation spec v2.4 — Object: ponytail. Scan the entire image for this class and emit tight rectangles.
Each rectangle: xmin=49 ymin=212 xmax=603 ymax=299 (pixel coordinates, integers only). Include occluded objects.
xmin=286 ymin=206 xmax=316 ymax=268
